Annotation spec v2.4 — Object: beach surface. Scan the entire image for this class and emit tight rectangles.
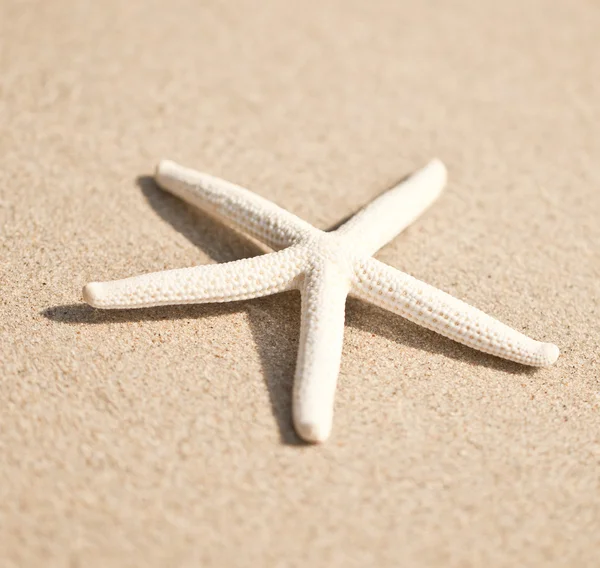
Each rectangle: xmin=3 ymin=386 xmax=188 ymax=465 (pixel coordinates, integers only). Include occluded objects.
xmin=1 ymin=0 xmax=599 ymax=565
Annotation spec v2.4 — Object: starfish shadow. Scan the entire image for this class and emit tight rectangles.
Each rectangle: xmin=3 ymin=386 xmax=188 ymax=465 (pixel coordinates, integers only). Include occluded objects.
xmin=43 ymin=175 xmax=537 ymax=446
xmin=43 ymin=176 xmax=306 ymax=446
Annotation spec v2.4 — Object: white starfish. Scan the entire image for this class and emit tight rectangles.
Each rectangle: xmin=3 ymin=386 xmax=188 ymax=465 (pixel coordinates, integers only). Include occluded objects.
xmin=83 ymin=159 xmax=559 ymax=443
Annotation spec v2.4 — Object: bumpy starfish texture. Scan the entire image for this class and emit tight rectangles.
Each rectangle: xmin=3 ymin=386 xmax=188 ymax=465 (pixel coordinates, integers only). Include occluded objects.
xmin=83 ymin=159 xmax=559 ymax=443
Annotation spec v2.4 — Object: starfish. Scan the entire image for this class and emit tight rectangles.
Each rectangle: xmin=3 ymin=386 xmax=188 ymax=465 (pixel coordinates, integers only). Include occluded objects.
xmin=83 ymin=159 xmax=559 ymax=443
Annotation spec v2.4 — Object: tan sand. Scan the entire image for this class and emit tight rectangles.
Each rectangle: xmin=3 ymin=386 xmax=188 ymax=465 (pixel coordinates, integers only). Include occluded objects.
xmin=1 ymin=0 xmax=599 ymax=565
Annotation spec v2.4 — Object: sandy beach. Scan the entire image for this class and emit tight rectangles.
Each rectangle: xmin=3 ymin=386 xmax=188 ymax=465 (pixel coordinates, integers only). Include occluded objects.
xmin=1 ymin=0 xmax=599 ymax=565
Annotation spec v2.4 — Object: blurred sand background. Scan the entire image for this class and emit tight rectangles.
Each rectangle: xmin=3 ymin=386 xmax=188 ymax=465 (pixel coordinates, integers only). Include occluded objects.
xmin=1 ymin=0 xmax=599 ymax=566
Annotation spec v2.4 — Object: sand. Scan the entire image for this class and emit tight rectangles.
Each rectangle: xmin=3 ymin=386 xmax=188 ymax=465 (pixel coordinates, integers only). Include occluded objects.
xmin=1 ymin=0 xmax=599 ymax=566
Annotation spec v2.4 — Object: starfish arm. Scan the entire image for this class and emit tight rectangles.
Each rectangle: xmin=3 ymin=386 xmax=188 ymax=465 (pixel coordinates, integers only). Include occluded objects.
xmin=335 ymin=159 xmax=447 ymax=255
xmin=293 ymin=266 xmax=349 ymax=443
xmin=155 ymin=160 xmax=316 ymax=250
xmin=351 ymin=258 xmax=559 ymax=367
xmin=83 ymin=248 xmax=305 ymax=309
